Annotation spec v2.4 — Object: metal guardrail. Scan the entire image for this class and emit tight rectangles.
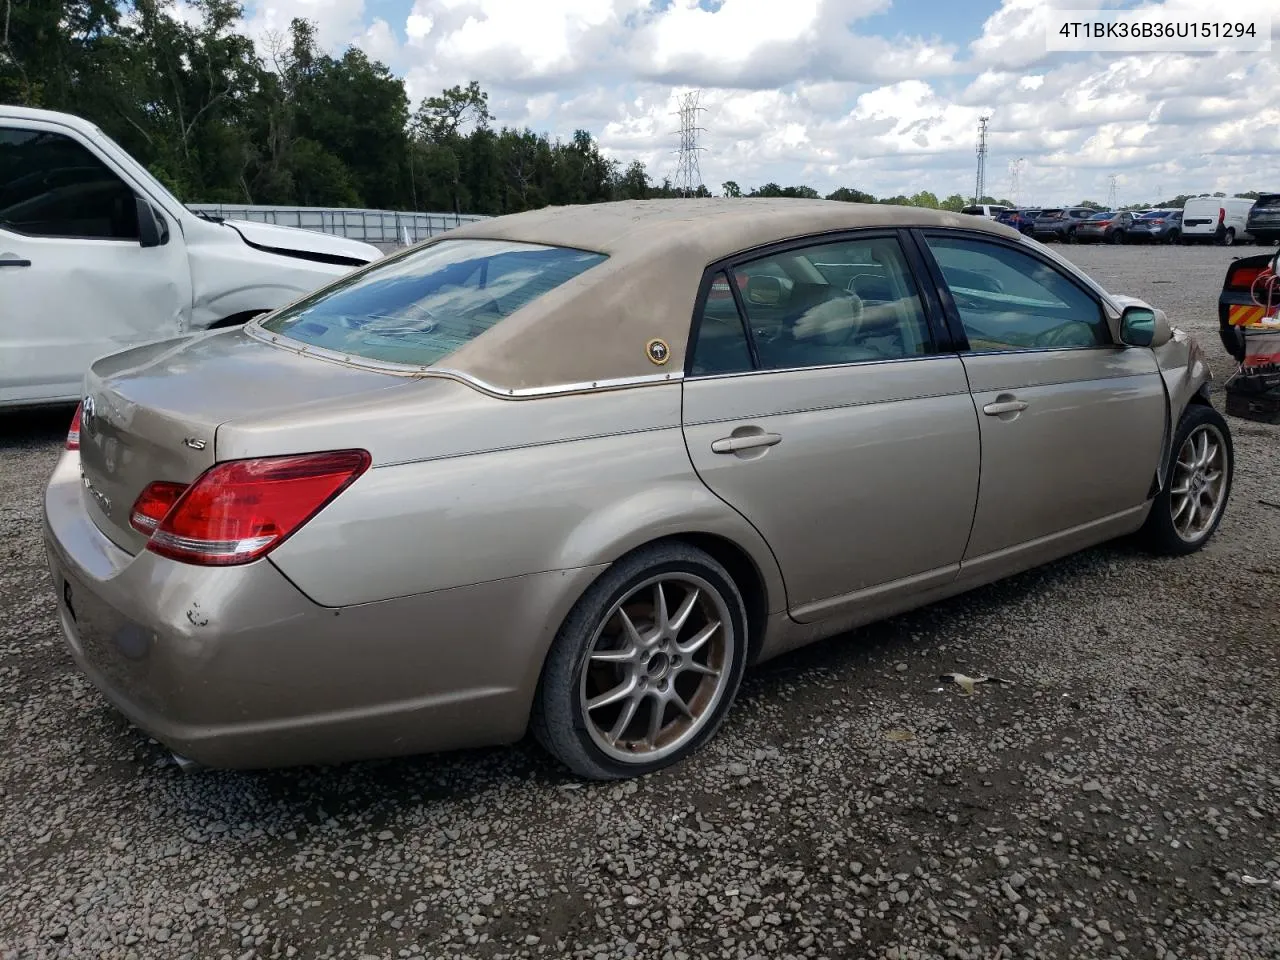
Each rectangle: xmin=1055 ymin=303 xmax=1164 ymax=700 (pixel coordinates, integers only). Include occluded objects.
xmin=185 ymin=204 xmax=491 ymax=245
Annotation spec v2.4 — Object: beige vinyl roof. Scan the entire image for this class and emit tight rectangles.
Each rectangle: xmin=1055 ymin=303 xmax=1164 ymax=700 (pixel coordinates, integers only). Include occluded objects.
xmin=433 ymin=199 xmax=1022 ymax=393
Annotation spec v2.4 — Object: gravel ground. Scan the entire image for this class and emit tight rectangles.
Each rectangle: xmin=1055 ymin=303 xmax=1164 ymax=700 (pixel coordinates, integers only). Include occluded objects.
xmin=2 ymin=243 xmax=1278 ymax=960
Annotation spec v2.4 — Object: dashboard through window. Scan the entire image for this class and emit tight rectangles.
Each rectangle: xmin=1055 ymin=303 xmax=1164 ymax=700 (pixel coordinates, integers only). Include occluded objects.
xmin=924 ymin=236 xmax=1111 ymax=352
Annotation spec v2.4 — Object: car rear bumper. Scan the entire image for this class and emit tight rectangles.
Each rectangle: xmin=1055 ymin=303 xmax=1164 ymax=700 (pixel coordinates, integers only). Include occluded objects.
xmin=42 ymin=451 xmax=605 ymax=769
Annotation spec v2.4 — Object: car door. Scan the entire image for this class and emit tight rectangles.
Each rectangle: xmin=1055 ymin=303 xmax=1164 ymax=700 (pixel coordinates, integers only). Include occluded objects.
xmin=681 ymin=231 xmax=981 ymax=623
xmin=0 ymin=121 xmax=191 ymax=406
xmin=914 ymin=230 xmax=1167 ymax=564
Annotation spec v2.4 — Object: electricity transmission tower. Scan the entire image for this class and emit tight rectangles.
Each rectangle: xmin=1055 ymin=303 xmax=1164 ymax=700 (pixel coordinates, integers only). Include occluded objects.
xmin=1008 ymin=157 xmax=1025 ymax=206
xmin=672 ymin=91 xmax=706 ymax=198
xmin=1107 ymin=174 xmax=1118 ymax=210
xmin=974 ymin=116 xmax=990 ymax=204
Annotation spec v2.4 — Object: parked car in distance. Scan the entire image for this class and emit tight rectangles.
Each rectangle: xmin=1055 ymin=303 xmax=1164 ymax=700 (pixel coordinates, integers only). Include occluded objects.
xmin=995 ymin=207 xmax=1041 ymax=234
xmin=1245 ymin=193 xmax=1280 ymax=245
xmin=1181 ymin=196 xmax=1256 ymax=246
xmin=44 ymin=198 xmax=1232 ymax=780
xmin=1075 ymin=210 xmax=1134 ymax=243
xmin=0 ymin=105 xmax=383 ymax=409
xmin=1031 ymin=207 xmax=1097 ymax=243
xmin=961 ymin=203 xmax=1009 ymax=219
xmin=1124 ymin=209 xmax=1183 ymax=244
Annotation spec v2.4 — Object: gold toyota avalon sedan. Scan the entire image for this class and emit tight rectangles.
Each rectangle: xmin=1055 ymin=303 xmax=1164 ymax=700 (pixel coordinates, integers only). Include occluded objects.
xmin=43 ymin=199 xmax=1233 ymax=779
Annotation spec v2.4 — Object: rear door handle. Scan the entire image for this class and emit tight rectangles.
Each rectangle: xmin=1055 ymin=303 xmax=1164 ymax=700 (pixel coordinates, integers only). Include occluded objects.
xmin=711 ymin=431 xmax=782 ymax=454
xmin=0 ymin=258 xmax=31 ymax=268
xmin=982 ymin=399 xmax=1028 ymax=416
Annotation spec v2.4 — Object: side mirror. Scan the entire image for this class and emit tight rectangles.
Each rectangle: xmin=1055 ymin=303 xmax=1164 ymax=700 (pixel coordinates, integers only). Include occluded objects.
xmin=745 ymin=275 xmax=783 ymax=306
xmin=136 ymin=196 xmax=165 ymax=248
xmin=1119 ymin=305 xmax=1172 ymax=348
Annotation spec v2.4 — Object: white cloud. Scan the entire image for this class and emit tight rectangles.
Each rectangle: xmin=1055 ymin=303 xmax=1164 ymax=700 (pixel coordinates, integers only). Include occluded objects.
xmin=234 ymin=0 xmax=1280 ymax=205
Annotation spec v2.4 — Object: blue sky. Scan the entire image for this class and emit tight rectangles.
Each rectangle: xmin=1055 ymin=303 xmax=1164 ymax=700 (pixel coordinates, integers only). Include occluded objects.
xmin=235 ymin=0 xmax=1280 ymax=205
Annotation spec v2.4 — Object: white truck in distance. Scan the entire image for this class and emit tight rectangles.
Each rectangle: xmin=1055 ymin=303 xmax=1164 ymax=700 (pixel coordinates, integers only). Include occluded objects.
xmin=0 ymin=105 xmax=383 ymax=409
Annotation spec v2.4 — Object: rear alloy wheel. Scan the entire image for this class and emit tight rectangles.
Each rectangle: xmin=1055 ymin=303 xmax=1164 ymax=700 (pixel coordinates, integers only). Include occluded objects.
xmin=1139 ymin=404 xmax=1233 ymax=555
xmin=532 ymin=542 xmax=748 ymax=779
xmin=1222 ymin=228 xmax=1236 ymax=247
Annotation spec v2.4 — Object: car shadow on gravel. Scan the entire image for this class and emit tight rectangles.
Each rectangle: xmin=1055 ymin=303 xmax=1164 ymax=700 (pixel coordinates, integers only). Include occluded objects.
xmin=0 ymin=404 xmax=77 ymax=449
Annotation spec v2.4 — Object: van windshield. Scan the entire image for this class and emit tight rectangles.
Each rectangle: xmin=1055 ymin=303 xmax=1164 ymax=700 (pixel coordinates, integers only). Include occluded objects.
xmin=258 ymin=238 xmax=608 ymax=367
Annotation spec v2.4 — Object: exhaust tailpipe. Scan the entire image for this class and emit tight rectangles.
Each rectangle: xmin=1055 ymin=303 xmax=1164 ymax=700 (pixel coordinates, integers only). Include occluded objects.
xmin=171 ymin=752 xmax=201 ymax=773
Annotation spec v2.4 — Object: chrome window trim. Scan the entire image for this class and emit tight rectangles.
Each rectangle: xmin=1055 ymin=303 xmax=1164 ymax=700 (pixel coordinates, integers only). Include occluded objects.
xmin=243 ymin=322 xmax=683 ymax=399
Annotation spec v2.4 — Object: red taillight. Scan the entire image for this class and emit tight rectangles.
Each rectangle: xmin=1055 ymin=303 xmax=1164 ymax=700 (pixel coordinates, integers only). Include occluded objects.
xmin=1152 ymin=218 xmax=1165 ymax=224
xmin=1219 ymin=207 xmax=1226 ymax=223
xmin=129 ymin=481 xmax=188 ymax=535
xmin=145 ymin=449 xmax=371 ymax=566
xmin=66 ymin=404 xmax=82 ymax=451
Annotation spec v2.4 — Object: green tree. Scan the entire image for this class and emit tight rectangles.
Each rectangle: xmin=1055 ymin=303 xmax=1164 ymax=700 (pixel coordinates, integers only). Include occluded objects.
xmin=940 ymin=194 xmax=968 ymax=212
xmin=721 ymin=180 xmax=741 ymax=198
xmin=826 ymin=186 xmax=876 ymax=203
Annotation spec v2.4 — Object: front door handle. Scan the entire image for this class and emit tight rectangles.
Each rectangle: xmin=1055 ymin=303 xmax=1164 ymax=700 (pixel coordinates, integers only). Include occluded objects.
xmin=982 ymin=398 xmax=1029 ymax=416
xmin=0 ymin=257 xmax=31 ymax=268
xmin=711 ymin=431 xmax=782 ymax=454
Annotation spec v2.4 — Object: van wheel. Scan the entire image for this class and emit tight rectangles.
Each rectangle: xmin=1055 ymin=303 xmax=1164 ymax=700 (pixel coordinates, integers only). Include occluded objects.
xmin=1139 ymin=404 xmax=1233 ymax=556
xmin=1222 ymin=228 xmax=1236 ymax=247
xmin=531 ymin=542 xmax=749 ymax=780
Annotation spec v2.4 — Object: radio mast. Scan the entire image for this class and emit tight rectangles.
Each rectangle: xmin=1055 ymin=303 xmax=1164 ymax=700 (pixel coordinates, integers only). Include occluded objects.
xmin=974 ymin=116 xmax=990 ymax=204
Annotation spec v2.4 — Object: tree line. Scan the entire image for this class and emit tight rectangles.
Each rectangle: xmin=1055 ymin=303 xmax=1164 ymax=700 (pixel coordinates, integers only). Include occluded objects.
xmin=1 ymin=1 xmax=1265 ymax=217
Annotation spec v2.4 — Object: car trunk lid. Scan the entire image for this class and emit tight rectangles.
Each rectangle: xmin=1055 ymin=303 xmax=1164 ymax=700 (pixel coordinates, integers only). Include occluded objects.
xmin=77 ymin=327 xmax=402 ymax=554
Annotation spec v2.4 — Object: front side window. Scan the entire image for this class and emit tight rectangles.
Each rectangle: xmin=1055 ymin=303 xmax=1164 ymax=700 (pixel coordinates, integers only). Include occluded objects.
xmin=0 ymin=129 xmax=139 ymax=240
xmin=728 ymin=236 xmax=933 ymax=370
xmin=924 ymin=236 xmax=1110 ymax=352
xmin=259 ymin=239 xmax=608 ymax=367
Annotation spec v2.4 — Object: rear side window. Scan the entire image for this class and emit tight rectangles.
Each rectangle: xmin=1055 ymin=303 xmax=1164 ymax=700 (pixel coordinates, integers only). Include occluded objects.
xmin=259 ymin=239 xmax=607 ymax=367
xmin=730 ymin=235 xmax=933 ymax=370
xmin=690 ymin=272 xmax=754 ymax=376
xmin=0 ymin=128 xmax=139 ymax=240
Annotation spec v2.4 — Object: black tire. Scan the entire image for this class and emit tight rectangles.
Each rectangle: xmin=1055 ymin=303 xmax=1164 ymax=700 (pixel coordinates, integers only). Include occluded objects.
xmin=1139 ymin=404 xmax=1234 ymax=556
xmin=531 ymin=541 xmax=749 ymax=780
xmin=1111 ymin=230 xmax=1124 ymax=244
xmin=1223 ymin=228 xmax=1236 ymax=247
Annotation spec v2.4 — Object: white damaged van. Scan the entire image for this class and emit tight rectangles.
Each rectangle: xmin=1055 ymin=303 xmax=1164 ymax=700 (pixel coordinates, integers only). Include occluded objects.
xmin=0 ymin=106 xmax=383 ymax=408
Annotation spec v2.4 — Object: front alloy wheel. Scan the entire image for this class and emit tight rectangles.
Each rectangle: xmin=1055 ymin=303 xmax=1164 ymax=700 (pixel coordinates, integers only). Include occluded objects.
xmin=532 ymin=542 xmax=748 ymax=779
xmin=1140 ymin=404 xmax=1234 ymax=555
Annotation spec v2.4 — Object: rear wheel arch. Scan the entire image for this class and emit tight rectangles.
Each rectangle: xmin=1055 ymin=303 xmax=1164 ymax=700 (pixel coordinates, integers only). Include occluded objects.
xmin=644 ymin=532 xmax=770 ymax=665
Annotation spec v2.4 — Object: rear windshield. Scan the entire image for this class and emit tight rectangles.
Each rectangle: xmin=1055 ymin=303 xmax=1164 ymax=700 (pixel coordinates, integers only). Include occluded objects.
xmin=1087 ymin=212 xmax=1112 ymax=220
xmin=258 ymin=239 xmax=607 ymax=366
xmin=1255 ymin=195 xmax=1280 ymax=209
xmin=1138 ymin=211 xmax=1170 ymax=219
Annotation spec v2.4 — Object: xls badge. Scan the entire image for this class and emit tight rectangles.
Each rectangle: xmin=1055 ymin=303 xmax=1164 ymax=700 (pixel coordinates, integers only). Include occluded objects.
xmin=646 ymin=338 xmax=671 ymax=365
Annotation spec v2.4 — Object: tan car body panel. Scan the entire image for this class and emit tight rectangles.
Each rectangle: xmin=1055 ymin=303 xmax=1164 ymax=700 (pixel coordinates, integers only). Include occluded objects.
xmin=682 ymin=356 xmax=980 ymax=620
xmin=254 ymin=382 xmax=786 ymax=614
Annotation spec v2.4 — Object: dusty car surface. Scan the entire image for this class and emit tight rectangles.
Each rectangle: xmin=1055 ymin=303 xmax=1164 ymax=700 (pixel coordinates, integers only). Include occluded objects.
xmin=43 ymin=198 xmax=1234 ymax=780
